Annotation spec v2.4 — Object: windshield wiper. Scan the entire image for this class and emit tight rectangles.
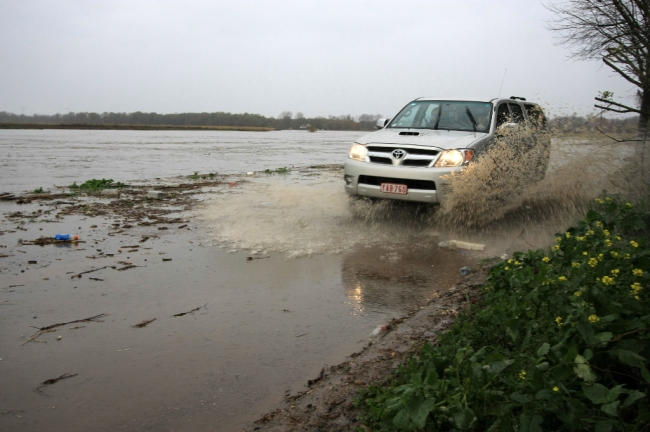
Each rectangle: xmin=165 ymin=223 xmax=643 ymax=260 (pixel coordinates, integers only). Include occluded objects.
xmin=465 ymin=107 xmax=477 ymax=133
xmin=433 ymin=108 xmax=442 ymax=130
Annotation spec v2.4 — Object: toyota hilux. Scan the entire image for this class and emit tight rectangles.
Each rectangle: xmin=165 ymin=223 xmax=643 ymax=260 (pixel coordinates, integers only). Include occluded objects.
xmin=343 ymin=97 xmax=549 ymax=204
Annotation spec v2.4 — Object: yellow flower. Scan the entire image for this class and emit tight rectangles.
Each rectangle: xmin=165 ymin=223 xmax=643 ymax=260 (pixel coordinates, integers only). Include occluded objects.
xmin=581 ymin=301 xmax=587 ymax=306
xmin=504 ymin=266 xmax=509 ymax=271
xmin=519 ymin=370 xmax=527 ymax=380
xmin=588 ymin=314 xmax=600 ymax=323
xmin=624 ymin=202 xmax=633 ymax=208
xmin=634 ymin=295 xmax=641 ymax=300
xmin=577 ymin=236 xmax=586 ymax=241
xmin=595 ymin=221 xmax=603 ymax=227
xmin=573 ymin=291 xmax=582 ymax=297
xmin=542 ymin=257 xmax=550 ymax=263
xmin=614 ymin=236 xmax=621 ymax=241
xmin=508 ymin=259 xmax=513 ymax=264
xmin=555 ymin=237 xmax=562 ymax=243
xmin=630 ymin=240 xmax=639 ymax=248
xmin=586 ymin=230 xmax=594 ymax=236
xmin=624 ymin=253 xmax=631 ymax=259
xmin=602 ymin=276 xmax=615 ymax=286
xmin=631 ymin=282 xmax=643 ymax=296
xmin=598 ymin=254 xmax=604 ymax=261
xmin=611 ymin=269 xmax=620 ymax=276
xmin=633 ymin=268 xmax=643 ymax=276
xmin=582 ymin=252 xmax=588 ymax=256
xmin=595 ymin=198 xmax=604 ymax=204
xmin=611 ymin=251 xmax=619 ymax=258
xmin=565 ymin=232 xmax=571 ymax=238
xmin=558 ymin=276 xmax=568 ymax=281
xmin=572 ymin=262 xmax=580 ymax=268
xmin=603 ymin=230 xmax=610 ymax=237
xmin=555 ymin=316 xmax=563 ymax=326
xmin=553 ymin=245 xmax=560 ymax=251
xmin=553 ymin=386 xmax=560 ymax=392
xmin=605 ymin=197 xmax=612 ymax=202
xmin=588 ymin=258 xmax=598 ymax=267
xmin=604 ymin=239 xmax=612 ymax=247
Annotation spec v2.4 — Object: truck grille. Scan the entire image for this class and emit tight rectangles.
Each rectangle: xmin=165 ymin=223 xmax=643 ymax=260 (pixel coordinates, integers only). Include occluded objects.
xmin=358 ymin=175 xmax=436 ymax=191
xmin=366 ymin=146 xmax=440 ymax=167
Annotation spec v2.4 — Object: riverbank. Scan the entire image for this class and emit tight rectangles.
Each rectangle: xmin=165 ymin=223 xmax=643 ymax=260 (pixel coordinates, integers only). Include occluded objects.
xmin=0 ymin=123 xmax=275 ymax=131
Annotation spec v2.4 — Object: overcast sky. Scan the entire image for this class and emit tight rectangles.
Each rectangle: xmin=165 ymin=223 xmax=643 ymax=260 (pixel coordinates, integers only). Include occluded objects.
xmin=0 ymin=0 xmax=639 ymax=119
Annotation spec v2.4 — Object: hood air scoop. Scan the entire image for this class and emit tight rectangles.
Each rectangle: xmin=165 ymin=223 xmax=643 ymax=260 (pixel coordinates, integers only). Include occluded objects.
xmin=399 ymin=131 xmax=420 ymax=136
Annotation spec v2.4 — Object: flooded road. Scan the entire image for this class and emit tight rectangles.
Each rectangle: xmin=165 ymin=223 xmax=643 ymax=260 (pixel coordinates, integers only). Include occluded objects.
xmin=0 ymin=130 xmax=477 ymax=431
xmin=0 ymin=130 xmax=636 ymax=430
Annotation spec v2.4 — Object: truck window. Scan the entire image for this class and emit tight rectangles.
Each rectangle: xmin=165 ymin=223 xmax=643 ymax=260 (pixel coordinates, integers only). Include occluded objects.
xmin=496 ymin=103 xmax=510 ymax=128
xmin=524 ymin=104 xmax=548 ymax=129
xmin=509 ymin=103 xmax=525 ymax=125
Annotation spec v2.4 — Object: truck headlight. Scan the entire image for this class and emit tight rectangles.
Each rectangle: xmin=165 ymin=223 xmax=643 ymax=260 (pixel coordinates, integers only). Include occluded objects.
xmin=434 ymin=149 xmax=474 ymax=167
xmin=349 ymin=143 xmax=367 ymax=162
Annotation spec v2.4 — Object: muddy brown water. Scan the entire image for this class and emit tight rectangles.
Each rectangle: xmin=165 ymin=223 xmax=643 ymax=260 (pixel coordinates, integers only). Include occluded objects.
xmin=0 ymin=204 xmax=473 ymax=431
xmin=0 ymin=130 xmax=635 ymax=431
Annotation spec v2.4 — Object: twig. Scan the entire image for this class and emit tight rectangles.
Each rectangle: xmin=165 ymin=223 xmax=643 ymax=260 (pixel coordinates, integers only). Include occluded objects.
xmin=115 ymin=265 xmax=141 ymax=271
xmin=89 ymin=277 xmax=103 ymax=281
xmin=23 ymin=314 xmax=107 ymax=345
xmin=70 ymin=266 xmax=109 ymax=279
xmin=595 ymin=126 xmax=642 ymax=143
xmin=132 ymin=318 xmax=156 ymax=328
xmin=172 ymin=303 xmax=208 ymax=317
xmin=296 ymin=332 xmax=310 ymax=338
xmin=35 ymin=373 xmax=78 ymax=395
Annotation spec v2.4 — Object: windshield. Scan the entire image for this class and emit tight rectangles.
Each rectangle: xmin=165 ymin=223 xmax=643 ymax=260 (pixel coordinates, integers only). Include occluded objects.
xmin=388 ymin=100 xmax=492 ymax=133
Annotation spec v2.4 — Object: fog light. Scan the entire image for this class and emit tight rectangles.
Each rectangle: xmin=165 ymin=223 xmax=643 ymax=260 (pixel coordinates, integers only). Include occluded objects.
xmin=344 ymin=175 xmax=353 ymax=185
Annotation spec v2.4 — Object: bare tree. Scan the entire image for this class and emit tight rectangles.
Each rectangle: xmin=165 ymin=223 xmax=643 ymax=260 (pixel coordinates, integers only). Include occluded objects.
xmin=294 ymin=112 xmax=304 ymax=119
xmin=278 ymin=111 xmax=292 ymax=119
xmin=546 ymin=0 xmax=650 ymax=131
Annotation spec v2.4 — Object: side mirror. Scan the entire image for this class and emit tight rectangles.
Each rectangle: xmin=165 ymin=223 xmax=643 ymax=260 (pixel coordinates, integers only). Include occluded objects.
xmin=376 ymin=118 xmax=390 ymax=129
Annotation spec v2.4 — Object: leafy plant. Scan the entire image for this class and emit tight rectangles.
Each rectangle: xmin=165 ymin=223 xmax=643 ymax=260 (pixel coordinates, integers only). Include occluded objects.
xmin=32 ymin=187 xmax=45 ymax=194
xmin=358 ymin=197 xmax=649 ymax=431
xmin=70 ymin=179 xmax=125 ymax=191
xmin=275 ymin=167 xmax=291 ymax=174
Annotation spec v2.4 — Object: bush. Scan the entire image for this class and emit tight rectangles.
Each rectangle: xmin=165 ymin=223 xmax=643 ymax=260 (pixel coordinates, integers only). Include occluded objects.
xmin=358 ymin=198 xmax=649 ymax=431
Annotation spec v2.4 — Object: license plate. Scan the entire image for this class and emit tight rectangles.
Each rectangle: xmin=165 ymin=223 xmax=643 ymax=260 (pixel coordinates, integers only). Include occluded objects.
xmin=380 ymin=183 xmax=408 ymax=195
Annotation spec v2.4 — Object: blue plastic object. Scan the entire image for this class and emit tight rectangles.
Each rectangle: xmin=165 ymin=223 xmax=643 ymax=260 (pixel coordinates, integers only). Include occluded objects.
xmin=55 ymin=234 xmax=70 ymax=241
xmin=459 ymin=266 xmax=472 ymax=276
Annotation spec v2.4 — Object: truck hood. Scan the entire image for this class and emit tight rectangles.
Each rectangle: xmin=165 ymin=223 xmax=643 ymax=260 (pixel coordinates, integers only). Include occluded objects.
xmin=356 ymin=129 xmax=485 ymax=149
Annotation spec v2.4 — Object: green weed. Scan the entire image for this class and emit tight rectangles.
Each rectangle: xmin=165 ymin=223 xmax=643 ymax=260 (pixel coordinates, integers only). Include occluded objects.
xmin=69 ymin=179 xmax=125 ymax=191
xmin=358 ymin=197 xmax=649 ymax=431
xmin=32 ymin=187 xmax=45 ymax=194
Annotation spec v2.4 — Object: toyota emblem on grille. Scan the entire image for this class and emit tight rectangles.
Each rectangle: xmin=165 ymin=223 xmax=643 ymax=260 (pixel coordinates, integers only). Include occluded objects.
xmin=392 ymin=149 xmax=406 ymax=159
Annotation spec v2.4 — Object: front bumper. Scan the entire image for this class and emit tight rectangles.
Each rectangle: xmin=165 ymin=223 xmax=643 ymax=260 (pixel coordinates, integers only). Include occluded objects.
xmin=343 ymin=159 xmax=462 ymax=204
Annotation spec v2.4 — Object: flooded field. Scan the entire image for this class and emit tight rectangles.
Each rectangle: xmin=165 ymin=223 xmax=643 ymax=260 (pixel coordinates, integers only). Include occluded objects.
xmin=0 ymin=129 xmax=366 ymax=193
xmin=0 ymin=130 xmax=638 ymax=431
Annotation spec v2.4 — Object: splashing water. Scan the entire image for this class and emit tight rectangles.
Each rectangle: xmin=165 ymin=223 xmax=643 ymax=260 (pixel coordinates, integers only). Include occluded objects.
xmin=200 ymin=134 xmax=642 ymax=257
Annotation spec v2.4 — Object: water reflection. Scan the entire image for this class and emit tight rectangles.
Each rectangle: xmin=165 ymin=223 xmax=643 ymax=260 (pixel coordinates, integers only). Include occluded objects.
xmin=341 ymin=240 xmax=476 ymax=317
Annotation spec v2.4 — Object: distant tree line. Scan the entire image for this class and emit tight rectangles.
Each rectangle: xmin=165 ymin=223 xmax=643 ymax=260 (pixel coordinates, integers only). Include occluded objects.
xmin=548 ymin=114 xmax=638 ymax=135
xmin=0 ymin=110 xmax=384 ymax=131
xmin=0 ymin=110 xmax=636 ymax=135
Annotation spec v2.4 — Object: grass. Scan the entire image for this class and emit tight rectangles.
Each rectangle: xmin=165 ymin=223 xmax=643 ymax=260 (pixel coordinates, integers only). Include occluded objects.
xmin=32 ymin=187 xmax=46 ymax=194
xmin=70 ymin=179 xmax=126 ymax=191
xmin=357 ymin=197 xmax=649 ymax=431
